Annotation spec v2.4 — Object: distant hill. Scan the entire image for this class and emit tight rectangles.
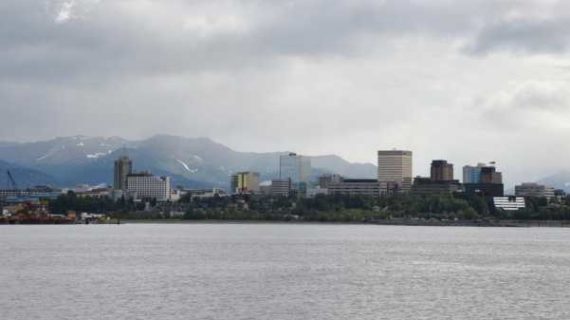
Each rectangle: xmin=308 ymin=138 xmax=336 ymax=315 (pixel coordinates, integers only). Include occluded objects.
xmin=0 ymin=160 xmax=58 ymax=188
xmin=537 ymin=171 xmax=570 ymax=192
xmin=0 ymin=135 xmax=377 ymax=189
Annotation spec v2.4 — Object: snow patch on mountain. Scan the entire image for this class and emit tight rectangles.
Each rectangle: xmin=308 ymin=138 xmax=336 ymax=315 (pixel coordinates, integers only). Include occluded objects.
xmin=36 ymin=146 xmax=63 ymax=161
xmin=86 ymin=152 xmax=107 ymax=159
xmin=177 ymin=159 xmax=198 ymax=174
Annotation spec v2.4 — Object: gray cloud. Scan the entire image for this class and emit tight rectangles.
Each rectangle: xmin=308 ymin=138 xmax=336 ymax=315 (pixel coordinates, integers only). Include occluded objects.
xmin=1 ymin=0 xmax=570 ymax=186
xmin=469 ymin=18 xmax=570 ymax=54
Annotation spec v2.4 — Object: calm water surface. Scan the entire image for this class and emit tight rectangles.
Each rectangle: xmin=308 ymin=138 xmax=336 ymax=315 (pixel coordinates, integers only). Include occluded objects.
xmin=1 ymin=224 xmax=570 ymax=320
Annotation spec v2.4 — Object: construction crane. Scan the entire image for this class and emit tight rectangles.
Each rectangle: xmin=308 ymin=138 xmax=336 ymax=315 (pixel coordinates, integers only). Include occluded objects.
xmin=6 ymin=170 xmax=18 ymax=190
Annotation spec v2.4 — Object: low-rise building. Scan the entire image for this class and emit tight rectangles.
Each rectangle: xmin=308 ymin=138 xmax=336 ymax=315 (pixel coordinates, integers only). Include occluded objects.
xmin=318 ymin=174 xmax=343 ymax=188
xmin=75 ymin=187 xmax=112 ymax=199
xmin=412 ymin=177 xmax=463 ymax=195
xmin=307 ymin=187 xmax=329 ymax=198
xmin=493 ymin=197 xmax=526 ymax=211
xmin=328 ymin=179 xmax=381 ymax=197
xmin=181 ymin=188 xmax=227 ymax=199
xmin=0 ymin=186 xmax=61 ymax=204
xmin=464 ymin=183 xmax=504 ymax=197
xmin=270 ymin=179 xmax=292 ymax=197
xmin=515 ymin=183 xmax=555 ymax=200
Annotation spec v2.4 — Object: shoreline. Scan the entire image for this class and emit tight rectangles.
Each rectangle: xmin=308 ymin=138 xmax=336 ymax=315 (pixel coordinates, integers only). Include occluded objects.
xmin=119 ymin=219 xmax=570 ymax=228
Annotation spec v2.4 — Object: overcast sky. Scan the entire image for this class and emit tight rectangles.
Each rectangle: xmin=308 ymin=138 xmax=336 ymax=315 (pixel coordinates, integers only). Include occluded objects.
xmin=1 ymin=0 xmax=570 ymax=184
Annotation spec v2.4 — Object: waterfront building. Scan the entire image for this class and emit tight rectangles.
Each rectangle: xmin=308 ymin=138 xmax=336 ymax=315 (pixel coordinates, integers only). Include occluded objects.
xmin=279 ymin=153 xmax=311 ymax=185
xmin=377 ymin=150 xmax=413 ymax=192
xmin=0 ymin=186 xmax=62 ymax=204
xmin=493 ymin=197 xmax=526 ymax=211
xmin=328 ymin=179 xmax=381 ymax=197
xmin=231 ymin=172 xmax=261 ymax=194
xmin=126 ymin=172 xmax=171 ymax=201
xmin=515 ymin=183 xmax=555 ymax=200
xmin=114 ymin=155 xmax=132 ymax=191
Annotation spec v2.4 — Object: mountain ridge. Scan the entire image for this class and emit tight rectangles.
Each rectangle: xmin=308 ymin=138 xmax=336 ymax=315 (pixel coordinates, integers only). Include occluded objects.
xmin=0 ymin=135 xmax=377 ymax=189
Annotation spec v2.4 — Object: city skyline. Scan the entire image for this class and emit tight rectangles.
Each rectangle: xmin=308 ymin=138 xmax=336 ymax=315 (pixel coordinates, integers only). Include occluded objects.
xmin=0 ymin=132 xmax=561 ymax=189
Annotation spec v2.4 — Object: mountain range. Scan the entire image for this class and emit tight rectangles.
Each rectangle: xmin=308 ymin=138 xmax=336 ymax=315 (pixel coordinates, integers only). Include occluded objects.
xmin=0 ymin=135 xmax=377 ymax=189
xmin=2 ymin=135 xmax=569 ymax=192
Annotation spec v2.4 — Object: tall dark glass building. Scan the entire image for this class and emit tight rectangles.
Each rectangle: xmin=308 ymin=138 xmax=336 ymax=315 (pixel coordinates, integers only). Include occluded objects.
xmin=114 ymin=155 xmax=132 ymax=191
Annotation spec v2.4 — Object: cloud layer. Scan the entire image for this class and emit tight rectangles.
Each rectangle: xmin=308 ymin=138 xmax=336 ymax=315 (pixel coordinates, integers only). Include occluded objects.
xmin=2 ymin=0 xmax=570 ymax=185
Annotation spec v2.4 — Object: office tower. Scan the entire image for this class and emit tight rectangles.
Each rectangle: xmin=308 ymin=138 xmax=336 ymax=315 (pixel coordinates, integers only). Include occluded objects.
xmin=231 ymin=172 xmax=261 ymax=194
xmin=480 ymin=166 xmax=502 ymax=184
xmin=279 ymin=153 xmax=311 ymax=184
xmin=126 ymin=172 xmax=171 ymax=201
xmin=463 ymin=163 xmax=504 ymax=197
xmin=114 ymin=155 xmax=132 ymax=191
xmin=430 ymin=160 xmax=454 ymax=181
xmin=377 ymin=150 xmax=413 ymax=191
xmin=463 ymin=164 xmax=481 ymax=184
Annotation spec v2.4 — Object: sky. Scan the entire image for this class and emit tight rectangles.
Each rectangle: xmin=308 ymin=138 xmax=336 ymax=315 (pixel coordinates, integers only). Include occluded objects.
xmin=1 ymin=0 xmax=570 ymax=185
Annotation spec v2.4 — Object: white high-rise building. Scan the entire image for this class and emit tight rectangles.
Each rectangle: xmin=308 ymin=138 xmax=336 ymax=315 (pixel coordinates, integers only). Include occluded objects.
xmin=377 ymin=150 xmax=413 ymax=192
xmin=126 ymin=172 xmax=171 ymax=201
xmin=279 ymin=153 xmax=311 ymax=184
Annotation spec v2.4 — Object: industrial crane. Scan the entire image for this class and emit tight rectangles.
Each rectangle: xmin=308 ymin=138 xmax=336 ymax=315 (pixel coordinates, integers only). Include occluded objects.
xmin=6 ymin=170 xmax=18 ymax=190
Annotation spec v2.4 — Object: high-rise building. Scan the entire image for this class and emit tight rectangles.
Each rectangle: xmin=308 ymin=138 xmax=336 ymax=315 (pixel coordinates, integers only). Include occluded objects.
xmin=114 ymin=156 xmax=132 ymax=191
xmin=377 ymin=150 xmax=413 ymax=192
xmin=279 ymin=153 xmax=311 ymax=185
xmin=231 ymin=172 xmax=260 ymax=194
xmin=430 ymin=160 xmax=454 ymax=181
xmin=126 ymin=172 xmax=171 ymax=201
xmin=463 ymin=163 xmax=504 ymax=197
xmin=462 ymin=163 xmax=487 ymax=184
xmin=480 ymin=166 xmax=502 ymax=184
